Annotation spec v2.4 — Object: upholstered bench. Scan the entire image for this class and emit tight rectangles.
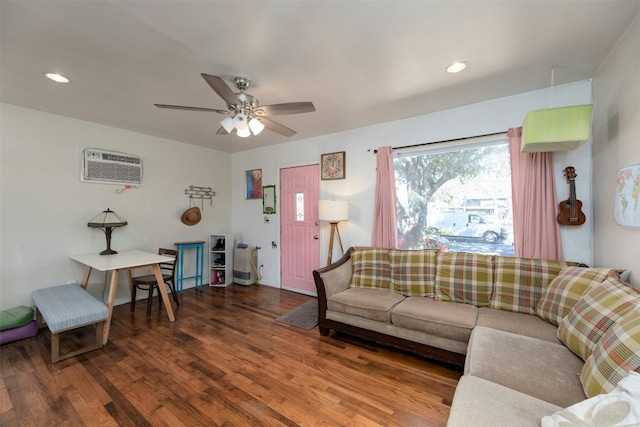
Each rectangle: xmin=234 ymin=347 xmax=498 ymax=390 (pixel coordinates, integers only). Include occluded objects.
xmin=32 ymin=284 xmax=108 ymax=363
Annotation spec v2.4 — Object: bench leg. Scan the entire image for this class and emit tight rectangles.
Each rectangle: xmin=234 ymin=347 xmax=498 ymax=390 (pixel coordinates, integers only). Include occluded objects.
xmin=51 ymin=332 xmax=61 ymax=363
xmin=49 ymin=321 xmax=106 ymax=363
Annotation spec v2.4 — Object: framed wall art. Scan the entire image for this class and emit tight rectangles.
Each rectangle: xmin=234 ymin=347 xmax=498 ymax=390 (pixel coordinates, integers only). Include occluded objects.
xmin=245 ymin=169 xmax=263 ymax=199
xmin=614 ymin=162 xmax=640 ymax=228
xmin=321 ymin=151 xmax=346 ymax=180
xmin=263 ymin=185 xmax=276 ymax=214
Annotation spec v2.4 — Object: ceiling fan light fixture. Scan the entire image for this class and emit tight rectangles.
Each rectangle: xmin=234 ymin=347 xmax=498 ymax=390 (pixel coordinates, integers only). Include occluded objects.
xmin=220 ymin=117 xmax=234 ymax=133
xmin=249 ymin=118 xmax=265 ymax=136
xmin=236 ymin=127 xmax=251 ymax=138
xmin=233 ymin=112 xmax=248 ymax=130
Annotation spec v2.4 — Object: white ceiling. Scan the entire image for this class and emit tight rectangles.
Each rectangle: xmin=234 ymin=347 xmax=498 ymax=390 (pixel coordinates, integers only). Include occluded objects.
xmin=2 ymin=1 xmax=639 ymax=153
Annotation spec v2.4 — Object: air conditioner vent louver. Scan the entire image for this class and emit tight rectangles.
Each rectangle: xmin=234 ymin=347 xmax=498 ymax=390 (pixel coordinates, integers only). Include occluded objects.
xmin=81 ymin=148 xmax=143 ymax=185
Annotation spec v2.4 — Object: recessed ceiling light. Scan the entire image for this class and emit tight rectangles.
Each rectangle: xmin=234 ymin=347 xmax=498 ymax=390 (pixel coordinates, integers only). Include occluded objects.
xmin=44 ymin=72 xmax=70 ymax=83
xmin=446 ymin=62 xmax=469 ymax=74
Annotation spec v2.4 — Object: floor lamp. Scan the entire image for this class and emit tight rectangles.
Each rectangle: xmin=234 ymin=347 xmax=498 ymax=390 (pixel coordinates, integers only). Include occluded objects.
xmin=318 ymin=199 xmax=349 ymax=265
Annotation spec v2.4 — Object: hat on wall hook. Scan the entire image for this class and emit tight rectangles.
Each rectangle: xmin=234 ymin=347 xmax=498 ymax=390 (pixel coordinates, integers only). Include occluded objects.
xmin=181 ymin=196 xmax=202 ymax=226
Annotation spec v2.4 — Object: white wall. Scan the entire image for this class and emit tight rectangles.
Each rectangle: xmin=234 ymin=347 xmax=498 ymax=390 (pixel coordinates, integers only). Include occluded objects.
xmin=231 ymin=81 xmax=594 ymax=289
xmin=0 ymin=104 xmax=232 ymax=310
xmin=592 ymin=13 xmax=640 ymax=286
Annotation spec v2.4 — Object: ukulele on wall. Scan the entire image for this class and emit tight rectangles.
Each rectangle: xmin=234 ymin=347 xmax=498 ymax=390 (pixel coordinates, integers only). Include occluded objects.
xmin=557 ymin=166 xmax=586 ymax=226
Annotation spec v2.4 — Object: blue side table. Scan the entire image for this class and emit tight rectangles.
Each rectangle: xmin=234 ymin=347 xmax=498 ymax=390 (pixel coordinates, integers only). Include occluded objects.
xmin=174 ymin=241 xmax=205 ymax=292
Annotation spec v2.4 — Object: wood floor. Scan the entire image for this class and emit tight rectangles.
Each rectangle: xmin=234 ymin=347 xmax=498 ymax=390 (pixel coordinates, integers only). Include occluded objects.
xmin=1 ymin=284 xmax=461 ymax=427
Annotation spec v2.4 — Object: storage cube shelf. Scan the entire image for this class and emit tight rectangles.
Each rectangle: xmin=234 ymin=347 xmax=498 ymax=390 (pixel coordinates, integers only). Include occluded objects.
xmin=210 ymin=234 xmax=234 ymax=287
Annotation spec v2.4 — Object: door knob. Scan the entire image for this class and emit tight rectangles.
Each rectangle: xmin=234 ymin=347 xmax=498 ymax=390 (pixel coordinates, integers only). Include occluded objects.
xmin=313 ymin=235 xmax=319 ymax=240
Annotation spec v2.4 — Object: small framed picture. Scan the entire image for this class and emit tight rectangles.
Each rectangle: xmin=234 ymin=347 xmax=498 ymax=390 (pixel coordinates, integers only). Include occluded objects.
xmin=321 ymin=151 xmax=346 ymax=180
xmin=263 ymin=185 xmax=276 ymax=214
xmin=245 ymin=169 xmax=263 ymax=199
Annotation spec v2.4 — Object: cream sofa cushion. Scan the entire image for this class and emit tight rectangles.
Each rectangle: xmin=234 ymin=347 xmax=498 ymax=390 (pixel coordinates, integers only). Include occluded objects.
xmin=465 ymin=326 xmax=585 ymax=407
xmin=476 ymin=307 xmax=560 ymax=343
xmin=327 ymin=287 xmax=404 ymax=322
xmin=447 ymin=375 xmax=561 ymax=427
xmin=392 ymin=297 xmax=477 ymax=342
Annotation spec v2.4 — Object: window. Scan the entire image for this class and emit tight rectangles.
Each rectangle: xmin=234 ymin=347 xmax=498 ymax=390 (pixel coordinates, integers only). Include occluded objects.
xmin=394 ymin=135 xmax=514 ymax=256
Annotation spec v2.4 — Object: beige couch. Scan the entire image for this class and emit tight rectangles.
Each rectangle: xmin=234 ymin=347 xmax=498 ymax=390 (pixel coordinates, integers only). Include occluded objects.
xmin=312 ymin=247 xmax=640 ymax=426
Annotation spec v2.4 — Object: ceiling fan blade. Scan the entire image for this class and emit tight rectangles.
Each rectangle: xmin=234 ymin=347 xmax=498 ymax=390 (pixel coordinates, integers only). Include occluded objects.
xmin=155 ymin=104 xmax=229 ymax=114
xmin=261 ymin=117 xmax=296 ymax=137
xmin=256 ymin=102 xmax=316 ymax=116
xmin=201 ymin=74 xmax=238 ymax=107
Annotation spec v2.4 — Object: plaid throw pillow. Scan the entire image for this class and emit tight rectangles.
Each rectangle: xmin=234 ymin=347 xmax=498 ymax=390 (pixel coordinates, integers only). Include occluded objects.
xmin=435 ymin=252 xmax=494 ymax=307
xmin=558 ymin=276 xmax=640 ymax=361
xmin=388 ymin=249 xmax=438 ymax=297
xmin=536 ymin=267 xmax=619 ymax=326
xmin=491 ymin=256 xmax=572 ymax=315
xmin=349 ymin=248 xmax=391 ymax=290
xmin=580 ymin=308 xmax=640 ymax=398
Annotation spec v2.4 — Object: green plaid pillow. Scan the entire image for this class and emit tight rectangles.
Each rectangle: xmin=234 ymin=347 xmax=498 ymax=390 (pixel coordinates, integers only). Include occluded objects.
xmin=388 ymin=249 xmax=438 ymax=297
xmin=435 ymin=252 xmax=494 ymax=307
xmin=580 ymin=308 xmax=640 ymax=398
xmin=558 ymin=276 xmax=640 ymax=361
xmin=490 ymin=257 xmax=573 ymax=315
xmin=349 ymin=248 xmax=391 ymax=290
xmin=537 ymin=267 xmax=620 ymax=326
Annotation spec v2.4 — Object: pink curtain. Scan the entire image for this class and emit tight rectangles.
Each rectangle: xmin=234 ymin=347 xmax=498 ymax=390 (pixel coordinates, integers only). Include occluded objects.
xmin=371 ymin=146 xmax=398 ymax=248
xmin=508 ymin=127 xmax=564 ymax=260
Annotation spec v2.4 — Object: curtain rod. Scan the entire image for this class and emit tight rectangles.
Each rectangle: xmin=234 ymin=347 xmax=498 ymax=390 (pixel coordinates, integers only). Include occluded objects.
xmin=369 ymin=131 xmax=507 ymax=153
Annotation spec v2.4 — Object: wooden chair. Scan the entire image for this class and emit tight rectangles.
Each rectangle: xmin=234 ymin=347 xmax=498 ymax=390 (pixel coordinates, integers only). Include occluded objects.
xmin=130 ymin=248 xmax=179 ymax=317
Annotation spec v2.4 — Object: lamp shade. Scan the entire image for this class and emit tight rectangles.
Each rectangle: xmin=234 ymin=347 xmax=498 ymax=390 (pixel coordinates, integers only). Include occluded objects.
xmin=87 ymin=208 xmax=127 ymax=228
xmin=318 ymin=200 xmax=349 ymax=222
xmin=521 ymin=104 xmax=593 ymax=153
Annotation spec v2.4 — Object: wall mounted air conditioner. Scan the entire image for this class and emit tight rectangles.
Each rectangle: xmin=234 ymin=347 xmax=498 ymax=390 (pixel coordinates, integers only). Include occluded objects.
xmin=81 ymin=148 xmax=143 ymax=185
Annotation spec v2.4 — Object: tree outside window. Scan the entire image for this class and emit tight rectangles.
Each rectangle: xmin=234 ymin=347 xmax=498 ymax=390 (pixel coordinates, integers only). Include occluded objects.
xmin=394 ymin=137 xmax=514 ymax=256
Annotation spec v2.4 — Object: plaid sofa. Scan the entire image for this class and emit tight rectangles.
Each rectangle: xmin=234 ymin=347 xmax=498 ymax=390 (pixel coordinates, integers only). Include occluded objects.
xmin=313 ymin=247 xmax=639 ymax=426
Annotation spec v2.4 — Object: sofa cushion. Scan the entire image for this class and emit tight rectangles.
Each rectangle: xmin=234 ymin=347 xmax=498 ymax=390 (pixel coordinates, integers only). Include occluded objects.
xmin=558 ymin=276 xmax=640 ymax=361
xmin=391 ymin=297 xmax=477 ymax=343
xmin=348 ymin=248 xmax=391 ymax=290
xmin=388 ymin=249 xmax=438 ymax=297
xmin=476 ymin=307 xmax=560 ymax=343
xmin=465 ymin=326 xmax=585 ymax=407
xmin=580 ymin=308 xmax=640 ymax=398
xmin=490 ymin=256 xmax=572 ymax=315
xmin=447 ymin=375 xmax=562 ymax=427
xmin=327 ymin=288 xmax=405 ymax=322
xmin=537 ymin=267 xmax=620 ymax=326
xmin=435 ymin=252 xmax=493 ymax=307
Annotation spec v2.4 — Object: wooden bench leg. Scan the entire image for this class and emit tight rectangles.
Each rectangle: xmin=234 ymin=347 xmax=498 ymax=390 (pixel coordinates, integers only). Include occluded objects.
xmin=51 ymin=332 xmax=61 ymax=363
xmin=49 ymin=321 xmax=106 ymax=363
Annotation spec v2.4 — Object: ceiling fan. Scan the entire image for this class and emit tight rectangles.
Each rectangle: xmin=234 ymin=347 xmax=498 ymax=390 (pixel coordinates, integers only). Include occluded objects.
xmin=155 ymin=74 xmax=315 ymax=138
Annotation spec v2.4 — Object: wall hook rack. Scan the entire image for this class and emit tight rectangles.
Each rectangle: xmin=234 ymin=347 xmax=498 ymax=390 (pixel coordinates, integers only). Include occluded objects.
xmin=185 ymin=185 xmax=216 ymax=207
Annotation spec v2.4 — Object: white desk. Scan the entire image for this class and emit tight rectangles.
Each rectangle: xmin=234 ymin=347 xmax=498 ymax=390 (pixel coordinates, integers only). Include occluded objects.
xmin=71 ymin=250 xmax=176 ymax=344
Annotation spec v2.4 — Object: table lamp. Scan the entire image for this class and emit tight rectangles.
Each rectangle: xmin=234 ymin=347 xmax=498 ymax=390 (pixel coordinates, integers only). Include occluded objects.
xmin=87 ymin=208 xmax=127 ymax=255
xmin=318 ymin=199 xmax=349 ymax=265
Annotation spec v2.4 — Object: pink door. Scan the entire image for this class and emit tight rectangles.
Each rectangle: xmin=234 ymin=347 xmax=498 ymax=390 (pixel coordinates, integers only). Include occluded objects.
xmin=280 ymin=165 xmax=320 ymax=295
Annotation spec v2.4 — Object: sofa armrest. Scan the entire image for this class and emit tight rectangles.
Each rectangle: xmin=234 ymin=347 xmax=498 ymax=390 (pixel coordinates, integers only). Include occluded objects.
xmin=312 ymin=247 xmax=354 ymax=335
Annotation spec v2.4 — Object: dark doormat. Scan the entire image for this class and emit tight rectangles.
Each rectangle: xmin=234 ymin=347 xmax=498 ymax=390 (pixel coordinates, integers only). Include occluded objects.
xmin=276 ymin=299 xmax=318 ymax=329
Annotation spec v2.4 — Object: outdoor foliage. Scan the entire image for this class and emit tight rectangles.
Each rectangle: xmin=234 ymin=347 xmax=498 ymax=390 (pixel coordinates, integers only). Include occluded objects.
xmin=395 ymin=145 xmax=503 ymax=249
